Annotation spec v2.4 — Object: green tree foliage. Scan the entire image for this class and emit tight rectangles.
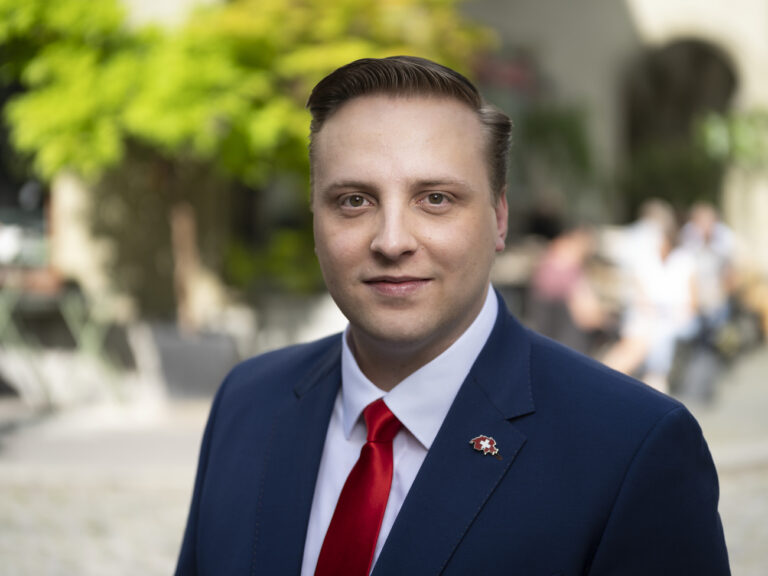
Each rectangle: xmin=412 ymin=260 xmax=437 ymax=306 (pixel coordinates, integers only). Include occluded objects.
xmin=2 ymin=0 xmax=490 ymax=184
xmin=0 ymin=0 xmax=132 ymax=177
xmin=698 ymin=110 xmax=768 ymax=171
xmin=0 ymin=0 xmax=125 ymax=79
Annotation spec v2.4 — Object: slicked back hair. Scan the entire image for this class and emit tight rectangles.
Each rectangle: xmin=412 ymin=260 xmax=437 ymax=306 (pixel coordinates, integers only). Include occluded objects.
xmin=306 ymin=56 xmax=512 ymax=200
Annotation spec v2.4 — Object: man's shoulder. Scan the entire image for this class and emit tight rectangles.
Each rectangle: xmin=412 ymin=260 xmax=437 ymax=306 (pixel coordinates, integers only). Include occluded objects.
xmin=525 ymin=328 xmax=685 ymax=424
xmin=218 ymin=332 xmax=342 ymax=402
xmin=234 ymin=332 xmax=342 ymax=374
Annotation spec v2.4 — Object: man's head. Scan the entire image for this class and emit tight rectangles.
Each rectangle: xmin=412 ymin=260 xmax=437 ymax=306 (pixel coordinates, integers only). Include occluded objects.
xmin=307 ymin=56 xmax=512 ymax=200
xmin=307 ymin=57 xmax=510 ymax=386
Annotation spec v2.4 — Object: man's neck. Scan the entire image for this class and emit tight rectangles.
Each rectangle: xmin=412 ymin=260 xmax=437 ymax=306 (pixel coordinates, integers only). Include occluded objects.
xmin=347 ymin=332 xmax=459 ymax=392
xmin=346 ymin=292 xmax=493 ymax=391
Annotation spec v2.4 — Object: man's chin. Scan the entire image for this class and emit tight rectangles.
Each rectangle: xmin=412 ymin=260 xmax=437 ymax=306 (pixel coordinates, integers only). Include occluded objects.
xmin=348 ymin=321 xmax=435 ymax=352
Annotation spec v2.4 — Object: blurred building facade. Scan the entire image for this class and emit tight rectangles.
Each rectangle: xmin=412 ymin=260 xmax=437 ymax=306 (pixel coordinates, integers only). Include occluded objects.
xmin=465 ymin=0 xmax=768 ymax=273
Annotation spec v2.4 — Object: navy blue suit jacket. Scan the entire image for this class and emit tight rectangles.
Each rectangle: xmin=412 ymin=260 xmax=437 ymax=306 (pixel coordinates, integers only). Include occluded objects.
xmin=176 ymin=293 xmax=729 ymax=575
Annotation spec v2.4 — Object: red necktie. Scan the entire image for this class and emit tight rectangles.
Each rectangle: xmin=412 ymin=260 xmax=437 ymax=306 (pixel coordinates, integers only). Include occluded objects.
xmin=314 ymin=398 xmax=402 ymax=576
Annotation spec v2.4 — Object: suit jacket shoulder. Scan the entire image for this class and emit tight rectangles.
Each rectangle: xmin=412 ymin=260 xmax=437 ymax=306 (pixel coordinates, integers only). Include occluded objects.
xmin=220 ymin=332 xmax=342 ymax=404
xmin=525 ymin=333 xmax=728 ymax=574
xmin=527 ymin=328 xmax=687 ymax=440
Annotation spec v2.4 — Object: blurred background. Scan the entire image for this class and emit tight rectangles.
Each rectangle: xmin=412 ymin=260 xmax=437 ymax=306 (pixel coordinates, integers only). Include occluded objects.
xmin=0 ymin=0 xmax=767 ymax=574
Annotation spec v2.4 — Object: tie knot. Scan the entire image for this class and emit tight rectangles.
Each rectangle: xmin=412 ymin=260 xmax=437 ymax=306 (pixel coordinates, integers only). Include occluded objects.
xmin=363 ymin=398 xmax=401 ymax=443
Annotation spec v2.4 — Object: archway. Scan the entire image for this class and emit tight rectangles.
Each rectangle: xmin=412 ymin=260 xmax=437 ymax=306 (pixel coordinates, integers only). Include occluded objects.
xmin=620 ymin=38 xmax=738 ymax=220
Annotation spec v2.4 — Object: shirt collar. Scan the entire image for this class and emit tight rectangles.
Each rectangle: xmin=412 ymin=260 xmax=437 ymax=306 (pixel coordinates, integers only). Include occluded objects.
xmin=340 ymin=287 xmax=499 ymax=449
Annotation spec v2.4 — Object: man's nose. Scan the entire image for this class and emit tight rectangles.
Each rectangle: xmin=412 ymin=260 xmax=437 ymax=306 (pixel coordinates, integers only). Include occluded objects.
xmin=369 ymin=204 xmax=418 ymax=260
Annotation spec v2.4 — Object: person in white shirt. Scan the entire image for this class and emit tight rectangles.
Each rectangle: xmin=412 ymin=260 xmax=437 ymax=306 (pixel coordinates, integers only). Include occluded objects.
xmin=603 ymin=200 xmax=697 ymax=392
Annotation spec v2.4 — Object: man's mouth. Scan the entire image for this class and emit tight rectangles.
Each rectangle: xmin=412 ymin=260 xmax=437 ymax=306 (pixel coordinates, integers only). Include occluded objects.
xmin=363 ymin=276 xmax=431 ymax=296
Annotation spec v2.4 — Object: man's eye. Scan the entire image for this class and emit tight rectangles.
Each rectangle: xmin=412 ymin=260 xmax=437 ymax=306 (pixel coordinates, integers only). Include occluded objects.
xmin=427 ymin=193 xmax=446 ymax=205
xmin=342 ymin=195 xmax=366 ymax=208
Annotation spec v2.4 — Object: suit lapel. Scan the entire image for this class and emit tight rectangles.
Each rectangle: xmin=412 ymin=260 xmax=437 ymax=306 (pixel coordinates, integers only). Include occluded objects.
xmin=250 ymin=341 xmax=342 ymax=575
xmin=373 ymin=298 xmax=535 ymax=576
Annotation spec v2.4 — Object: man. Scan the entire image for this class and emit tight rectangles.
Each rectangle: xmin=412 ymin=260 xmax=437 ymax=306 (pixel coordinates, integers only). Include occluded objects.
xmin=175 ymin=56 xmax=729 ymax=575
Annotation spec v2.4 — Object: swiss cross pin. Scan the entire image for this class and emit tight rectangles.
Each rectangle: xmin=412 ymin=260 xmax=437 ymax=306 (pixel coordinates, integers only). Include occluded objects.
xmin=470 ymin=435 xmax=499 ymax=456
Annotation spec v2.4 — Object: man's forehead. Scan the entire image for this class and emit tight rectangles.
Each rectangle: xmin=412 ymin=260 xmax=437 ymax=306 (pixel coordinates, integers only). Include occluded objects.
xmin=317 ymin=93 xmax=480 ymax=132
xmin=310 ymin=99 xmax=493 ymax=201
xmin=313 ymin=96 xmax=484 ymax=161
xmin=315 ymin=96 xmax=482 ymax=152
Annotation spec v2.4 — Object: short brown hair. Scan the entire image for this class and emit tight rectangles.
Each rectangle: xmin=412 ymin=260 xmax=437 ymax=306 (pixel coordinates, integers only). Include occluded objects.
xmin=306 ymin=56 xmax=512 ymax=199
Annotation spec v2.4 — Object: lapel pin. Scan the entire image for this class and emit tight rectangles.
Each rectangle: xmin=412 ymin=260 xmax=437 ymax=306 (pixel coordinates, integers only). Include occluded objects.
xmin=470 ymin=435 xmax=499 ymax=456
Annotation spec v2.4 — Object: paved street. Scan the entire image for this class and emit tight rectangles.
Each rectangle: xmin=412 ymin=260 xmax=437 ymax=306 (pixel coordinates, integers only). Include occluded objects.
xmin=0 ymin=346 xmax=766 ymax=575
xmin=0 ymin=399 xmax=205 ymax=576
xmin=689 ymin=346 xmax=768 ymax=576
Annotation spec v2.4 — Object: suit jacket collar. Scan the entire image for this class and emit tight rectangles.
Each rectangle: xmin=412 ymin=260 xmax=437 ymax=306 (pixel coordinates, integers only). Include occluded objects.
xmin=474 ymin=290 xmax=535 ymax=420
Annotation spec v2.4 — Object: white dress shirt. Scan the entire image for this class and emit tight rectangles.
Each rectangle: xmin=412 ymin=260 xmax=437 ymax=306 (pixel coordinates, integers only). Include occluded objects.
xmin=300 ymin=288 xmax=499 ymax=575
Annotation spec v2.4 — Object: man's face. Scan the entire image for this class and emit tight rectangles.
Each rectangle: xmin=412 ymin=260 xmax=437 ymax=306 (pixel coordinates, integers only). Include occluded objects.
xmin=311 ymin=95 xmax=508 ymax=363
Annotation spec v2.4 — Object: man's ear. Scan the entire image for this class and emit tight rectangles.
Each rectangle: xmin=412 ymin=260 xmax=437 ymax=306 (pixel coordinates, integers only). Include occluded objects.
xmin=494 ymin=190 xmax=509 ymax=252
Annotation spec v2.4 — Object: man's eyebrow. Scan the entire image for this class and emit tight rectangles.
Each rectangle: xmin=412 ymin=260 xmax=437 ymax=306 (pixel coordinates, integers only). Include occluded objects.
xmin=319 ymin=177 xmax=474 ymax=196
xmin=317 ymin=180 xmax=375 ymax=197
xmin=414 ymin=177 xmax=474 ymax=190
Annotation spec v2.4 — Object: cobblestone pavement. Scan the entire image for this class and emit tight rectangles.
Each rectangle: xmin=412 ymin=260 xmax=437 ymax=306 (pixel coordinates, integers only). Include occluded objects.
xmin=0 ymin=400 xmax=206 ymax=576
xmin=0 ymin=346 xmax=766 ymax=575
